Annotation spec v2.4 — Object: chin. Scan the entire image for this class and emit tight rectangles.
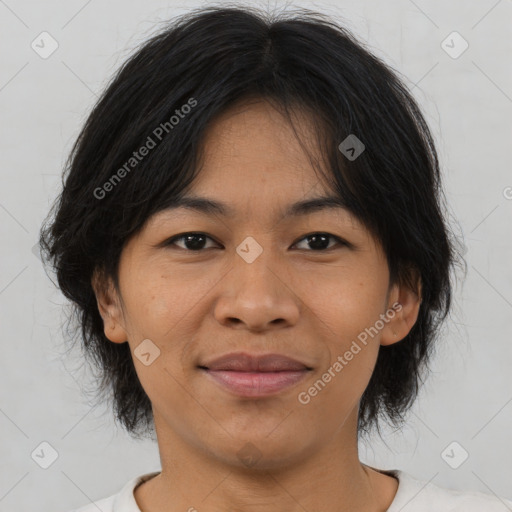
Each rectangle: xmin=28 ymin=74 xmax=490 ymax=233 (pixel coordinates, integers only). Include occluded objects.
xmin=211 ymin=433 xmax=314 ymax=472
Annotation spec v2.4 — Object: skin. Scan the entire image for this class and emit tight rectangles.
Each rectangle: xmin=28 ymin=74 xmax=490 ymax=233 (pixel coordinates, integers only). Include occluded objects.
xmin=92 ymin=99 xmax=422 ymax=512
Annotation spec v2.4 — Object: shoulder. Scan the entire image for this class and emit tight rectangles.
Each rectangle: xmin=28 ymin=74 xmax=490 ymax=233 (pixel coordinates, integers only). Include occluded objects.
xmin=64 ymin=471 xmax=160 ymax=512
xmin=387 ymin=469 xmax=512 ymax=512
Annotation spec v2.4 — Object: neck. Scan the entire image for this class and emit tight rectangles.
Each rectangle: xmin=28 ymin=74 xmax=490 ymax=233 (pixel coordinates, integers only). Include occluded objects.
xmin=134 ymin=409 xmax=397 ymax=512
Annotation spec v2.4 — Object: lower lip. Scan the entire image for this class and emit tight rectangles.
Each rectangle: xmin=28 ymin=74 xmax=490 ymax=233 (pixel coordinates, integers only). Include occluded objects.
xmin=202 ymin=369 xmax=310 ymax=397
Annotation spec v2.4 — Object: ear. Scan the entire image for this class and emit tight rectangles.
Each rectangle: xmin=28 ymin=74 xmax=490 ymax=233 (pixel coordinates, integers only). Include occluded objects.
xmin=380 ymin=268 xmax=422 ymax=347
xmin=91 ymin=268 xmax=128 ymax=344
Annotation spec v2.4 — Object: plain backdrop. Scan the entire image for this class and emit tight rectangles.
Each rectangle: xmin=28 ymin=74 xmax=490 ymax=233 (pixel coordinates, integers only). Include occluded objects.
xmin=0 ymin=0 xmax=511 ymax=510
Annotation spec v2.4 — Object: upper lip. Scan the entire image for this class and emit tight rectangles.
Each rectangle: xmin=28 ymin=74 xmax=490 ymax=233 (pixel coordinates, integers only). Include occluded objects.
xmin=199 ymin=352 xmax=312 ymax=372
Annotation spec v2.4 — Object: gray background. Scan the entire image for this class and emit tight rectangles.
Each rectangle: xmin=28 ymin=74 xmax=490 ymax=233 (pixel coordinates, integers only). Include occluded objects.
xmin=1 ymin=0 xmax=511 ymax=510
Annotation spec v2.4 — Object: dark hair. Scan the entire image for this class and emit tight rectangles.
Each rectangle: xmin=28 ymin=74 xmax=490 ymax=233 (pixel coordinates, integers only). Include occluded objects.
xmin=40 ymin=4 xmax=465 ymax=442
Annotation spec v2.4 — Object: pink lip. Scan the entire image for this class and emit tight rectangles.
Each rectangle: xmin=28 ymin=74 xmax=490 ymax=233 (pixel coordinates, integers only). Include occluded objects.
xmin=201 ymin=352 xmax=311 ymax=372
xmin=199 ymin=352 xmax=312 ymax=398
xmin=202 ymin=369 xmax=310 ymax=397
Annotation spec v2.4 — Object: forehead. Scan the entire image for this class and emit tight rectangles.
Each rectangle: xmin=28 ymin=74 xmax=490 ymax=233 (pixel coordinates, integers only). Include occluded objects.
xmin=191 ymin=99 xmax=327 ymax=196
xmin=148 ymin=100 xmax=367 ymax=233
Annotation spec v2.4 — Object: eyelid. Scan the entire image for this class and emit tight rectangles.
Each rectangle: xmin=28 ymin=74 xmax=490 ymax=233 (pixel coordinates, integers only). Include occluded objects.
xmin=162 ymin=232 xmax=221 ymax=250
xmin=291 ymin=232 xmax=350 ymax=250
xmin=162 ymin=231 xmax=351 ymax=251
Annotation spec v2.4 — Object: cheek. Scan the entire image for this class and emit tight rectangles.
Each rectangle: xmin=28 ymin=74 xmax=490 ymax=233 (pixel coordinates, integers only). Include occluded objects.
xmin=311 ymin=271 xmax=387 ymax=338
xmin=133 ymin=266 xmax=223 ymax=326
xmin=125 ymin=278 xmax=205 ymax=373
xmin=124 ymin=275 xmax=188 ymax=337
xmin=307 ymin=271 xmax=385 ymax=387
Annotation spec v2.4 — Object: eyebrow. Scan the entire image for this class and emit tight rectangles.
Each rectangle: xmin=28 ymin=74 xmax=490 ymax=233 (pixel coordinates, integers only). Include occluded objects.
xmin=165 ymin=194 xmax=350 ymax=219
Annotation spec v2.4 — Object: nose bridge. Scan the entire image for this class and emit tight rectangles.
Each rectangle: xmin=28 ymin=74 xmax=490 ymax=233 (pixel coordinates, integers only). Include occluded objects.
xmin=213 ymin=233 xmax=300 ymax=329
xmin=233 ymin=232 xmax=284 ymax=295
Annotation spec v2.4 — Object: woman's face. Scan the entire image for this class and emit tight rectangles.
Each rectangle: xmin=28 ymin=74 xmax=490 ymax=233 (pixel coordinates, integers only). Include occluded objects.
xmin=94 ymin=100 xmax=420 ymax=469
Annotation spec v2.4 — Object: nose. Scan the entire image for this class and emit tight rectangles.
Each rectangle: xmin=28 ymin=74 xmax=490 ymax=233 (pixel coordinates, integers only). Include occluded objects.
xmin=213 ymin=249 xmax=301 ymax=332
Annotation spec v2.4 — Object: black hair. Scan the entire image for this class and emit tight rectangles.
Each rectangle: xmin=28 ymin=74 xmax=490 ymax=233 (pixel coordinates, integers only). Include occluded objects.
xmin=39 ymin=4 xmax=466 ymax=442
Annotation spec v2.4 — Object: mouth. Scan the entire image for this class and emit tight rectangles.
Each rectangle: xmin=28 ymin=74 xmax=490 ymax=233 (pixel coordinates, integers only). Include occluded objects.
xmin=198 ymin=352 xmax=313 ymax=398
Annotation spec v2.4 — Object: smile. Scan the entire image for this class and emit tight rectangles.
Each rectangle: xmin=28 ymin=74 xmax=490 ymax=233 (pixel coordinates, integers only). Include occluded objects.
xmin=198 ymin=352 xmax=313 ymax=398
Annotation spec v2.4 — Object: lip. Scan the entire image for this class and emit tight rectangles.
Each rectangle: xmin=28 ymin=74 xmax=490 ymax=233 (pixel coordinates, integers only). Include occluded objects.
xmin=201 ymin=352 xmax=312 ymax=372
xmin=198 ymin=352 xmax=313 ymax=398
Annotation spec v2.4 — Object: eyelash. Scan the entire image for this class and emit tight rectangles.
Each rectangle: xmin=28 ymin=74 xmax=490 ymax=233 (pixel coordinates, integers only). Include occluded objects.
xmin=164 ymin=232 xmax=349 ymax=252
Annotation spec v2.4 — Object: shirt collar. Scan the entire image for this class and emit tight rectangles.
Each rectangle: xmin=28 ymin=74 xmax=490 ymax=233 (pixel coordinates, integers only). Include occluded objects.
xmin=113 ymin=471 xmax=161 ymax=512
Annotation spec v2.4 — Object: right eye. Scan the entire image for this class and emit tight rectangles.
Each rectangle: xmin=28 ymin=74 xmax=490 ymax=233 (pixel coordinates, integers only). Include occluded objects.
xmin=163 ymin=232 xmax=222 ymax=251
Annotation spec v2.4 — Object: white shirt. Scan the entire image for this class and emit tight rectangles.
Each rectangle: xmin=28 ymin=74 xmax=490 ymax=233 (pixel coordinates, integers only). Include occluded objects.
xmin=71 ymin=468 xmax=512 ymax=511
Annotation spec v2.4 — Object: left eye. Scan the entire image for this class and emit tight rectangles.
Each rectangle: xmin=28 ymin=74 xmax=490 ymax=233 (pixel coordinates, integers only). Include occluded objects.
xmin=293 ymin=233 xmax=346 ymax=251
xmin=164 ymin=232 xmax=346 ymax=252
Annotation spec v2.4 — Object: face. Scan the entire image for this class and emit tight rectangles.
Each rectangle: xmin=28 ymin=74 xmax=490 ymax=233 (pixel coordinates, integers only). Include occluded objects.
xmin=93 ymin=100 xmax=420 ymax=469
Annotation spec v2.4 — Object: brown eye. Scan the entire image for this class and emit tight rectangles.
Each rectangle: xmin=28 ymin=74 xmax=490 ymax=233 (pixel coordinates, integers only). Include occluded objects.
xmin=162 ymin=231 xmax=349 ymax=252
xmin=165 ymin=232 xmax=221 ymax=251
xmin=293 ymin=233 xmax=347 ymax=251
